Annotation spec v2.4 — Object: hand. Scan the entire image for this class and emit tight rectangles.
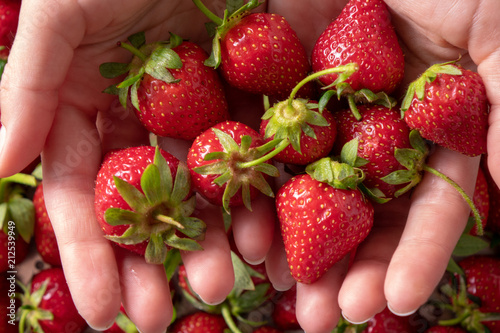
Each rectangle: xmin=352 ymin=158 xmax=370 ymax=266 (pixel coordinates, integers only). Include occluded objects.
xmin=0 ymin=1 xmax=274 ymax=332
xmin=263 ymin=1 xmax=497 ymax=332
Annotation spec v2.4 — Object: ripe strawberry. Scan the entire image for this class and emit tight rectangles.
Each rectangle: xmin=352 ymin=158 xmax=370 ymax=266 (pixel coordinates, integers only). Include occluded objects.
xmin=482 ymin=160 xmax=500 ymax=234
xmin=100 ymin=32 xmax=228 ymax=140
xmin=271 ymin=285 xmax=300 ymax=331
xmin=276 ymin=158 xmax=374 ymax=284
xmin=17 ymin=267 xmax=88 ymax=333
xmin=0 ymin=0 xmax=21 ymax=59
xmin=332 ymin=104 xmax=411 ymax=199
xmin=195 ymin=0 xmax=312 ymax=99
xmin=253 ymin=326 xmax=284 ymax=333
xmin=401 ymin=61 xmax=489 ymax=157
xmin=33 ymin=182 xmax=62 ymax=266
xmin=170 ymin=311 xmax=228 ymax=333
xmin=94 ymin=145 xmax=206 ymax=264
xmin=187 ymin=120 xmax=279 ymax=213
xmin=456 ymin=255 xmax=500 ymax=332
xmin=311 ymin=0 xmax=404 ymax=118
xmin=363 ymin=307 xmax=416 ymax=333
xmin=425 ymin=326 xmax=467 ymax=333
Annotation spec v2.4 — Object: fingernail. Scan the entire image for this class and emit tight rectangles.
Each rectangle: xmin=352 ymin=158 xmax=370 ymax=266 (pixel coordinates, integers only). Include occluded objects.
xmin=342 ymin=311 xmax=372 ymax=325
xmin=243 ymin=256 xmax=265 ymax=265
xmin=198 ymin=294 xmax=226 ymax=306
xmin=387 ymin=302 xmax=418 ymax=317
xmin=87 ymin=321 xmax=115 ymax=332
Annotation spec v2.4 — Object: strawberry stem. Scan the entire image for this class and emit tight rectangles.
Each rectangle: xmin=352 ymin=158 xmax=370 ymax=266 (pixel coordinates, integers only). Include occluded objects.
xmin=288 ymin=63 xmax=358 ymax=106
xmin=237 ymin=139 xmax=290 ymax=169
xmin=422 ymin=165 xmax=483 ymax=235
xmin=192 ymin=0 xmax=223 ymax=25
xmin=347 ymin=94 xmax=362 ymax=121
xmin=156 ymin=214 xmax=185 ymax=229
xmin=221 ymin=302 xmax=243 ymax=333
xmin=118 ymin=41 xmax=147 ymax=62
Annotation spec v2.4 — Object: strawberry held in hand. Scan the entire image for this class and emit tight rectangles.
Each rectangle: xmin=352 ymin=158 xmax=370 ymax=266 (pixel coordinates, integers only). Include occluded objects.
xmin=195 ymin=0 xmax=312 ymax=99
xmin=401 ymin=60 xmax=489 ymax=157
xmin=311 ymin=0 xmax=404 ymax=118
xmin=17 ymin=267 xmax=88 ymax=333
xmin=94 ymin=145 xmax=206 ymax=264
xmin=100 ymin=32 xmax=228 ymax=140
xmin=187 ymin=120 xmax=280 ymax=213
xmin=276 ymin=157 xmax=374 ymax=284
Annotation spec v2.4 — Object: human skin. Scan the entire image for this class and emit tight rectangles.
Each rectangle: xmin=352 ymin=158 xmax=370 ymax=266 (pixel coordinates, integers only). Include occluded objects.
xmin=0 ymin=1 xmax=498 ymax=333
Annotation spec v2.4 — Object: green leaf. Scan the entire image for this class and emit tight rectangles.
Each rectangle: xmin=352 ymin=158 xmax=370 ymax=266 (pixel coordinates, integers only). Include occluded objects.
xmin=177 ymin=216 xmax=206 ymax=240
xmin=452 ymin=234 xmax=489 ymax=257
xmin=106 ymin=225 xmax=149 ymax=245
xmin=168 ymin=32 xmax=184 ymax=49
xmin=113 ymin=176 xmax=149 ymax=214
xmin=0 ymin=202 xmax=8 ymax=231
xmin=409 ymin=130 xmax=429 ymax=154
xmin=116 ymin=70 xmax=144 ymax=89
xmin=8 ymin=197 xmax=35 ymax=243
xmin=165 ymin=232 xmax=203 ymax=251
xmin=204 ymin=30 xmax=222 ymax=68
xmin=340 ymin=138 xmax=368 ymax=168
xmin=145 ymin=233 xmax=168 ymax=264
xmin=115 ymin=311 xmax=138 ymax=333
xmin=127 ymin=31 xmax=146 ymax=49
xmin=163 ymin=248 xmax=182 ymax=281
xmin=144 ymin=47 xmax=182 ymax=83
xmin=104 ymin=208 xmax=143 ymax=226
xmin=154 ymin=146 xmax=173 ymax=201
xmin=141 ymin=164 xmax=163 ymax=206
xmin=99 ymin=62 xmax=130 ymax=79
xmin=194 ymin=160 xmax=228 ymax=176
xmin=447 ymin=257 xmax=464 ymax=275
xmin=212 ymin=128 xmax=239 ymax=153
xmin=318 ymin=90 xmax=337 ymax=113
xmin=253 ymin=163 xmax=279 ymax=178
xmin=231 ymin=251 xmax=255 ymax=297
xmin=226 ymin=0 xmax=244 ymax=15
xmin=232 ymin=283 xmax=271 ymax=315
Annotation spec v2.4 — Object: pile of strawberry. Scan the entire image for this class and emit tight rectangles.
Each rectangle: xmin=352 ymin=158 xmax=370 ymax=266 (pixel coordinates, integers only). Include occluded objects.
xmin=2 ymin=0 xmax=500 ymax=332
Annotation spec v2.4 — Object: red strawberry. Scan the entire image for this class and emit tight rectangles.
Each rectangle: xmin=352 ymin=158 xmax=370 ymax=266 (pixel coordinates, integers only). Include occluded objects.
xmin=401 ymin=61 xmax=489 ymax=157
xmin=332 ymin=104 xmax=411 ymax=199
xmin=94 ymin=145 xmax=206 ymax=264
xmin=363 ymin=307 xmax=416 ymax=333
xmin=170 ymin=311 xmax=228 ymax=333
xmin=425 ymin=326 xmax=467 ymax=333
xmin=311 ymin=0 xmax=404 ymax=118
xmin=469 ymin=167 xmax=489 ymax=236
xmin=483 ymin=162 xmax=500 ymax=235
xmin=456 ymin=255 xmax=500 ymax=332
xmin=276 ymin=158 xmax=374 ymax=284
xmin=33 ymin=182 xmax=62 ymax=266
xmin=0 ymin=0 xmax=21 ymax=59
xmin=187 ymin=120 xmax=279 ymax=213
xmin=271 ymin=285 xmax=300 ymax=331
xmin=17 ymin=267 xmax=88 ymax=333
xmin=195 ymin=0 xmax=312 ymax=99
xmin=1 ymin=272 xmax=18 ymax=333
xmin=104 ymin=304 xmax=138 ymax=333
xmin=100 ymin=32 xmax=228 ymax=140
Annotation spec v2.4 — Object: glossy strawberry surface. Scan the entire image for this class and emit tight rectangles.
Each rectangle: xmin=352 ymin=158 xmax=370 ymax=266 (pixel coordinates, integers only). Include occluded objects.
xmin=170 ymin=311 xmax=228 ymax=333
xmin=276 ymin=174 xmax=374 ymax=284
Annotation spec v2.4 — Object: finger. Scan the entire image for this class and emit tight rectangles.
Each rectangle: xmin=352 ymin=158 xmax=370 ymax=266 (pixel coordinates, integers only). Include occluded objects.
xmin=264 ymin=222 xmax=296 ymax=291
xmin=338 ymin=196 xmax=411 ymax=323
xmin=231 ymin=194 xmax=275 ymax=264
xmin=115 ymin=248 xmax=173 ymax=333
xmin=0 ymin=0 xmax=88 ymax=177
xmin=385 ymin=147 xmax=480 ymax=315
xmin=295 ymin=256 xmax=349 ymax=333
xmin=42 ymin=107 xmax=121 ymax=330
xmin=180 ymin=196 xmax=234 ymax=305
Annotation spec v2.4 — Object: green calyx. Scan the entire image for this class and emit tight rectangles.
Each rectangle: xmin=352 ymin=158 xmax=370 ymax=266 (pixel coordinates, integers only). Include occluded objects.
xmin=382 ymin=130 xmax=484 ymax=235
xmin=305 ymin=156 xmax=365 ymax=191
xmin=192 ymin=0 xmax=264 ymax=68
xmin=401 ymin=59 xmax=463 ymax=113
xmin=193 ymin=128 xmax=281 ymax=213
xmin=262 ymin=98 xmax=329 ymax=154
xmin=0 ymin=172 xmax=38 ymax=243
xmin=99 ymin=31 xmax=184 ymax=112
xmin=17 ymin=279 xmax=54 ymax=333
xmin=105 ymin=146 xmax=206 ymax=264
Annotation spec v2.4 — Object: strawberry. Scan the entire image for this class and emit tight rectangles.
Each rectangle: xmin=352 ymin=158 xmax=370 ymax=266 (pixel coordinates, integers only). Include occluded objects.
xmin=187 ymin=120 xmax=279 ymax=213
xmin=17 ymin=267 xmax=88 ymax=333
xmin=94 ymin=145 xmax=206 ymax=264
xmin=195 ymin=0 xmax=312 ymax=99
xmin=401 ymin=60 xmax=489 ymax=157
xmin=0 ymin=0 xmax=21 ymax=59
xmin=271 ymin=285 xmax=300 ymax=331
xmin=425 ymin=326 xmax=467 ymax=333
xmin=469 ymin=167 xmax=489 ymax=236
xmin=253 ymin=326 xmax=283 ymax=333
xmin=363 ymin=307 xmax=417 ymax=333
xmin=170 ymin=311 xmax=228 ymax=333
xmin=0 ymin=227 xmax=29 ymax=273
xmin=1 ymin=272 xmax=18 ymax=333
xmin=276 ymin=158 xmax=374 ymax=284
xmin=100 ymin=32 xmax=229 ymax=140
xmin=104 ymin=304 xmax=138 ymax=333
xmin=311 ymin=0 xmax=404 ymax=119
xmin=33 ymin=182 xmax=62 ymax=266
xmin=332 ymin=104 xmax=411 ymax=199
